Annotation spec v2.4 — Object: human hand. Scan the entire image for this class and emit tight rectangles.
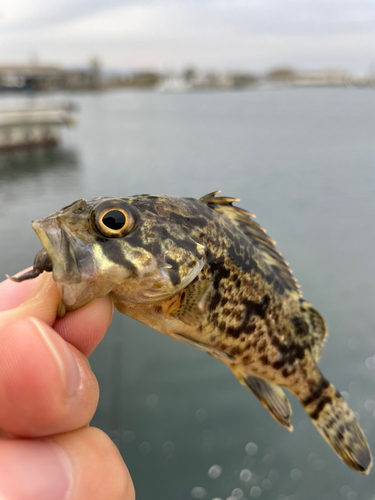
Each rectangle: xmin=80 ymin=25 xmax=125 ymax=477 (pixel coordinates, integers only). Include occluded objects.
xmin=0 ymin=270 xmax=135 ymax=500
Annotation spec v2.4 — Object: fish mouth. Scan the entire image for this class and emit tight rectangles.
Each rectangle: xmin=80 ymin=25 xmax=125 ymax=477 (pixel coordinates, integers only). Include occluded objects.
xmin=32 ymin=217 xmax=82 ymax=285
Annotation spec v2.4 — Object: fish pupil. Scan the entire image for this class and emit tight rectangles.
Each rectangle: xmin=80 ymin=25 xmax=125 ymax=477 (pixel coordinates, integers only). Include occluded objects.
xmin=102 ymin=210 xmax=126 ymax=230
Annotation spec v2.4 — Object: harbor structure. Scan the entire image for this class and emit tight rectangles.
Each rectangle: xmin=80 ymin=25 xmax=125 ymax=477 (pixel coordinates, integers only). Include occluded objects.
xmin=0 ymin=59 xmax=102 ymax=92
xmin=0 ymin=101 xmax=76 ymax=150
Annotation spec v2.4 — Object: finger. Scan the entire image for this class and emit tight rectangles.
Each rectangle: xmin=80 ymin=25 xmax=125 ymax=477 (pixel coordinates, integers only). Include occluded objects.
xmin=0 ymin=268 xmax=40 ymax=312
xmin=53 ymin=295 xmax=114 ymax=357
xmin=0 ymin=317 xmax=99 ymax=437
xmin=0 ymin=269 xmax=114 ymax=358
xmin=0 ymin=272 xmax=60 ymax=330
xmin=0 ymin=427 xmax=135 ymax=500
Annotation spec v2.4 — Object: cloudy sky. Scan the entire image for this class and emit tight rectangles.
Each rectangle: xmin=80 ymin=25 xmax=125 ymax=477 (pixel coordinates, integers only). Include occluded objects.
xmin=1 ymin=0 xmax=374 ymax=74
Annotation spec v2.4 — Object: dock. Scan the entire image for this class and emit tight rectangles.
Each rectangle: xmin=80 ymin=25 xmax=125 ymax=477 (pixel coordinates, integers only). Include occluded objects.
xmin=0 ymin=101 xmax=76 ymax=150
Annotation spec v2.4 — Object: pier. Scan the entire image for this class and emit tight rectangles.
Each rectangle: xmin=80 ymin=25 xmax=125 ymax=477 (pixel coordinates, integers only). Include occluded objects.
xmin=0 ymin=101 xmax=76 ymax=150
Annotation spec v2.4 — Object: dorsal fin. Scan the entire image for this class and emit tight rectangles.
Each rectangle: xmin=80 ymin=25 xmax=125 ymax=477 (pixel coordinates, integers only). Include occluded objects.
xmin=200 ymin=191 xmax=300 ymax=294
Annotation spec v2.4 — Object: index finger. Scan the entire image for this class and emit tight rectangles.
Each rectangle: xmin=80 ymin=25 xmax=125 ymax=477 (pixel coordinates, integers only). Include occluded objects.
xmin=0 ymin=271 xmax=114 ymax=357
xmin=53 ymin=296 xmax=114 ymax=357
xmin=0 ymin=272 xmax=60 ymax=330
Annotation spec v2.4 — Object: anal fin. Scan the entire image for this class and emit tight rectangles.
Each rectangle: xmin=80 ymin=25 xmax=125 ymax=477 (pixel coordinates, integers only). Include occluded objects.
xmin=232 ymin=369 xmax=293 ymax=431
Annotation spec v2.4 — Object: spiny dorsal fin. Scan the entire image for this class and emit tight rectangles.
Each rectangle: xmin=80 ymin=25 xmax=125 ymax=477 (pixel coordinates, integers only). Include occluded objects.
xmin=200 ymin=191 xmax=300 ymax=294
xmin=200 ymin=191 xmax=222 ymax=202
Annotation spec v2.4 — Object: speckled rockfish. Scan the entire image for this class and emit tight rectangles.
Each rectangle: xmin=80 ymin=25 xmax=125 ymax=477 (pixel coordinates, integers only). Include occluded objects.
xmin=9 ymin=192 xmax=372 ymax=474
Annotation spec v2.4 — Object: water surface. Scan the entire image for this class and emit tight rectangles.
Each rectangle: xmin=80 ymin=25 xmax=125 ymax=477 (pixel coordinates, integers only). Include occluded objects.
xmin=1 ymin=88 xmax=374 ymax=500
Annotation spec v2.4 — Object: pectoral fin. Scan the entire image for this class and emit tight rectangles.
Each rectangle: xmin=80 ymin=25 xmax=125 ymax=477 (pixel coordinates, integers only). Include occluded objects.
xmin=232 ymin=368 xmax=293 ymax=431
xmin=171 ymin=278 xmax=213 ymax=327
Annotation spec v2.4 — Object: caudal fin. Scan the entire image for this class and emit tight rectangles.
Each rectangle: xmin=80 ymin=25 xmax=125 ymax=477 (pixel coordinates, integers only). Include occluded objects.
xmin=302 ymin=378 xmax=372 ymax=474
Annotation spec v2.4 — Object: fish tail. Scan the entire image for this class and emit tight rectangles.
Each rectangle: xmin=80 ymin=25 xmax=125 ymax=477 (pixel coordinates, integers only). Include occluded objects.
xmin=300 ymin=375 xmax=372 ymax=474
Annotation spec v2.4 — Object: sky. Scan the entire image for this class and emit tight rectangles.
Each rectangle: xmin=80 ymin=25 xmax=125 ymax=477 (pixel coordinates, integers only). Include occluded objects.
xmin=0 ymin=0 xmax=374 ymax=74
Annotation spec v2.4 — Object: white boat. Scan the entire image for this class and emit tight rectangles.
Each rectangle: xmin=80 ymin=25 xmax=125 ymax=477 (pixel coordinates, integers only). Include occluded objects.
xmin=156 ymin=76 xmax=192 ymax=93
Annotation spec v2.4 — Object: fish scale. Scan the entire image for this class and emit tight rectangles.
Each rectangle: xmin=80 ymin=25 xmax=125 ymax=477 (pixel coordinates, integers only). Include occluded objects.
xmin=8 ymin=191 xmax=372 ymax=474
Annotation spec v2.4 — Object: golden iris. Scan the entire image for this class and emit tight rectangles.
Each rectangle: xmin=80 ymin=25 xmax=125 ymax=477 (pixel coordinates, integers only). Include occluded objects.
xmin=93 ymin=201 xmax=136 ymax=238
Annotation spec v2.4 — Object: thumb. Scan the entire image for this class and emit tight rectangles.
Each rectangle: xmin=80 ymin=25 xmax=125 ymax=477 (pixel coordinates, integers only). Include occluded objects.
xmin=0 ymin=270 xmax=60 ymax=329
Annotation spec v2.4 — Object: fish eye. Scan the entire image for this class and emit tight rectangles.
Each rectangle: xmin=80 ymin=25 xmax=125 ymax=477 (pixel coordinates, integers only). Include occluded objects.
xmin=93 ymin=200 xmax=137 ymax=238
xmin=102 ymin=210 xmax=126 ymax=230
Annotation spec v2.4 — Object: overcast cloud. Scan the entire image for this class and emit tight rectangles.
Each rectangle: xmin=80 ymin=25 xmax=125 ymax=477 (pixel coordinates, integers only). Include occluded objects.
xmin=1 ymin=0 xmax=374 ymax=73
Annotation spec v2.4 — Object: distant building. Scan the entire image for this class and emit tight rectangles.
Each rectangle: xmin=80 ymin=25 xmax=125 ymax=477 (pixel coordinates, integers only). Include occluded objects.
xmin=293 ymin=69 xmax=352 ymax=86
xmin=110 ymin=71 xmax=161 ymax=88
xmin=218 ymin=72 xmax=258 ymax=89
xmin=265 ymin=67 xmax=353 ymax=87
xmin=89 ymin=57 xmax=102 ymax=90
xmin=0 ymin=59 xmax=103 ymax=92
xmin=62 ymin=65 xmax=102 ymax=91
xmin=1 ymin=62 xmax=371 ymax=93
xmin=266 ymin=68 xmax=297 ymax=84
xmin=0 ymin=65 xmax=64 ymax=91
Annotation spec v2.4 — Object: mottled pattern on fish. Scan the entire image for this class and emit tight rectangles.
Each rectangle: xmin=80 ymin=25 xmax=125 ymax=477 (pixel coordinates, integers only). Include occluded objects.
xmin=9 ymin=192 xmax=372 ymax=474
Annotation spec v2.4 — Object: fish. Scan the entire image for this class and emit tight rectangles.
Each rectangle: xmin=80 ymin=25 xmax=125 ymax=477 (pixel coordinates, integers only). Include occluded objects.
xmin=8 ymin=191 xmax=372 ymax=474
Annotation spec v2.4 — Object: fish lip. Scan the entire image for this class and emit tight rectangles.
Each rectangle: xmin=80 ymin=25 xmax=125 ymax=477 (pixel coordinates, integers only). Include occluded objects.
xmin=32 ymin=217 xmax=82 ymax=285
